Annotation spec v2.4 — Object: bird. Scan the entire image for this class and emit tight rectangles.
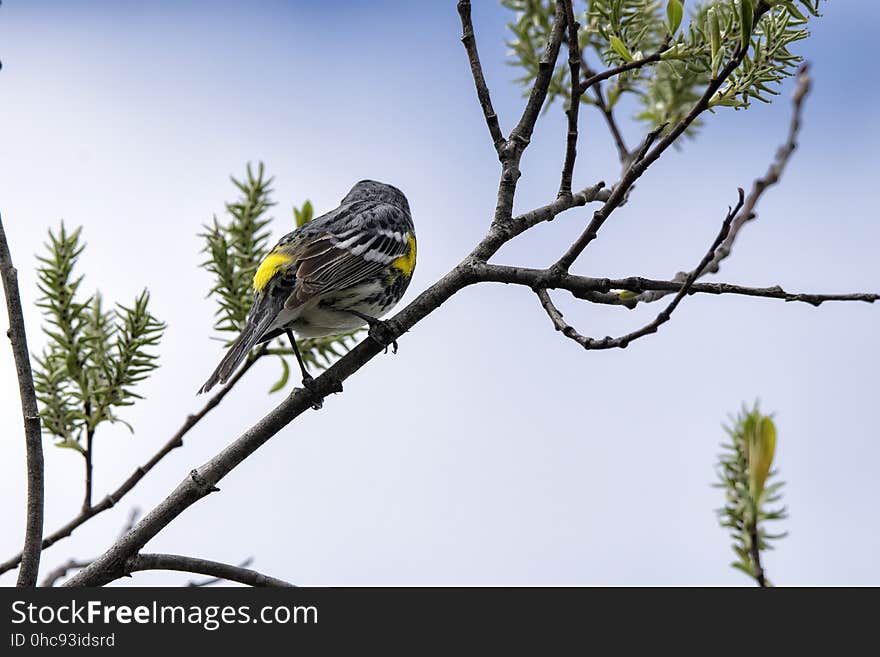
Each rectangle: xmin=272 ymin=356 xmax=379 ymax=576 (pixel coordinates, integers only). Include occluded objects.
xmin=199 ymin=180 xmax=416 ymax=394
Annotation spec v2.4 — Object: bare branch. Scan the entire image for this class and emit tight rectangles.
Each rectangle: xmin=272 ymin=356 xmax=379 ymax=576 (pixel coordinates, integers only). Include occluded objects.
xmin=39 ymin=559 xmax=92 ymax=588
xmin=594 ymin=86 xmax=632 ymax=165
xmin=580 ymin=54 xmax=631 ymax=164
xmin=637 ymin=63 xmax=813 ymax=304
xmin=483 ymin=0 xmax=568 ymax=244
xmin=603 ymin=280 xmax=879 ymax=307
xmin=472 ymin=182 xmax=609 ymax=262
xmin=535 ymin=189 xmax=745 ymax=349
xmin=39 ymin=508 xmax=140 ymax=587
xmin=126 ymin=553 xmax=294 ymax=588
xmin=578 ymin=36 xmax=671 ymax=95
xmin=40 ymin=507 xmax=141 ymax=586
xmin=0 ymin=212 xmax=45 ymax=587
xmin=558 ymin=0 xmax=583 ymax=197
xmin=0 ymin=344 xmax=268 ymax=577
xmin=187 ymin=557 xmax=254 ymax=587
xmin=749 ymin=525 xmax=768 ymax=588
xmin=508 ymin=0 xmax=567 ymax=152
xmin=554 ymin=9 xmax=768 ymax=273
xmin=475 ymin=264 xmax=880 ymax=307
xmin=457 ymin=0 xmax=506 ymax=153
xmin=83 ymin=426 xmax=94 ymax=513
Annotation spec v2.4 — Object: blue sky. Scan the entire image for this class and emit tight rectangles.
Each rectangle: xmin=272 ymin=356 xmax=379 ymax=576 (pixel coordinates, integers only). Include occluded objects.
xmin=0 ymin=1 xmax=878 ymax=585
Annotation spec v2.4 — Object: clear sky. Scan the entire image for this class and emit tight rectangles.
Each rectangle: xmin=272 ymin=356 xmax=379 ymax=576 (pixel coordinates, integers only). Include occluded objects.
xmin=0 ymin=1 xmax=877 ymax=586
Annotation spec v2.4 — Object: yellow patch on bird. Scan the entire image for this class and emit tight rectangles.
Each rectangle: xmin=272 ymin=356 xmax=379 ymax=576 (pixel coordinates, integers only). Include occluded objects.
xmin=253 ymin=251 xmax=292 ymax=292
xmin=391 ymin=232 xmax=417 ymax=276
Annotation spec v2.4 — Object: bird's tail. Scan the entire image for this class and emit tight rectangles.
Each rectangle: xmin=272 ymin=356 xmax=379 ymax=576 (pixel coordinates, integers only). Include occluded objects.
xmin=198 ymin=294 xmax=284 ymax=394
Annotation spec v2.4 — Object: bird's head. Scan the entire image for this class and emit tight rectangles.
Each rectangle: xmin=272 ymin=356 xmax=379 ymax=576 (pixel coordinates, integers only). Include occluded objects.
xmin=342 ymin=180 xmax=410 ymax=214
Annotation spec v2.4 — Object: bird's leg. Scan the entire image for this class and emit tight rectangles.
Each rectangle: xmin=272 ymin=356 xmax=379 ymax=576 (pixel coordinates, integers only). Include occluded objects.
xmin=348 ymin=310 xmax=398 ymax=354
xmin=286 ymin=330 xmax=317 ymax=391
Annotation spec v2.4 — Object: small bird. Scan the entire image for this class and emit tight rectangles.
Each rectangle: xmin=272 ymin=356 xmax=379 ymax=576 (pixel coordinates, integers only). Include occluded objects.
xmin=199 ymin=180 xmax=416 ymax=394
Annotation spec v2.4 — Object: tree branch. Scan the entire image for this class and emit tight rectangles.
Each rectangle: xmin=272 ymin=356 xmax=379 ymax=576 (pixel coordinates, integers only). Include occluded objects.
xmin=554 ymin=8 xmax=768 ymax=273
xmin=40 ymin=508 xmax=141 ymax=586
xmin=0 ymin=212 xmax=45 ymax=587
xmin=580 ymin=54 xmax=632 ymax=165
xmin=508 ymin=1 xmax=567 ymax=152
xmin=558 ymin=0 xmax=583 ymax=197
xmin=636 ymin=63 xmax=813 ymax=304
xmin=749 ymin=524 xmax=767 ymax=588
xmin=125 ymin=553 xmax=294 ymax=588
xmin=457 ymin=0 xmax=506 ymax=154
xmin=82 ymin=425 xmax=94 ymax=513
xmin=481 ymin=0 xmax=567 ymax=246
xmin=475 ymin=263 xmax=880 ymax=307
xmin=187 ymin=556 xmax=254 ymax=587
xmin=593 ymin=84 xmax=632 ymax=165
xmin=39 ymin=559 xmax=93 ymax=588
xmin=64 ymin=265 xmax=475 ymax=586
xmin=469 ymin=0 xmax=570 ymax=264
xmin=577 ymin=36 xmax=671 ymax=95
xmin=534 ymin=189 xmax=745 ymax=350
xmin=0 ymin=343 xmax=268 ymax=577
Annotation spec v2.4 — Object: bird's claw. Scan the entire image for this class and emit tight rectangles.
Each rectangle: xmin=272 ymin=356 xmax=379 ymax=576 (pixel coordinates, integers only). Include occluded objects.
xmin=367 ymin=320 xmax=398 ymax=353
xmin=300 ymin=375 xmax=323 ymax=410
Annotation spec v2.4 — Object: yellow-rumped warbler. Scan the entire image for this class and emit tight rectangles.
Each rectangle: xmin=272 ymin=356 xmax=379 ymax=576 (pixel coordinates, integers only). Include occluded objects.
xmin=199 ymin=180 xmax=416 ymax=394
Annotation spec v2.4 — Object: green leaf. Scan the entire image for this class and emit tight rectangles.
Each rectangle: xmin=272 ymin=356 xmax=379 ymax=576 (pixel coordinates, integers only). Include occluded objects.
xmin=748 ymin=415 xmax=777 ymax=498
xmin=294 ymin=200 xmax=314 ymax=227
xmin=609 ymin=36 xmax=635 ymax=63
xmin=708 ymin=7 xmax=722 ymax=75
xmin=782 ymin=1 xmax=807 ymax=22
xmin=666 ymin=0 xmax=683 ymax=35
xmin=740 ymin=0 xmax=755 ymax=51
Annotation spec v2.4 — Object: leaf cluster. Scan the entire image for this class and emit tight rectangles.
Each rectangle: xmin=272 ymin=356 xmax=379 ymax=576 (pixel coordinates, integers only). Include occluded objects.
xmin=201 ymin=163 xmax=361 ymax=393
xmin=715 ymin=403 xmax=787 ymax=585
xmin=201 ymin=162 xmax=275 ymax=336
xmin=503 ymin=0 xmax=821 ymax=136
xmin=33 ymin=224 xmax=165 ymax=453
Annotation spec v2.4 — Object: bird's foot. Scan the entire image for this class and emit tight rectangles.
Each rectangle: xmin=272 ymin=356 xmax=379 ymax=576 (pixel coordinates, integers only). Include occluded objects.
xmin=299 ymin=375 xmax=323 ymax=410
xmin=368 ymin=320 xmax=398 ymax=354
xmin=349 ymin=310 xmax=400 ymax=353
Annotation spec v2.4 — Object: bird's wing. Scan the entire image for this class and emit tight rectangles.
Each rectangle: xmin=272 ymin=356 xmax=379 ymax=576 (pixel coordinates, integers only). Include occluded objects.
xmin=278 ymin=202 xmax=413 ymax=308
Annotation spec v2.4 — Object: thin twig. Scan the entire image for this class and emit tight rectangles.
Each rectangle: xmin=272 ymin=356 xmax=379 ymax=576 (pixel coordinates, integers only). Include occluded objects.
xmin=508 ymin=0 xmax=567 ymax=152
xmin=0 ymin=212 xmax=45 ymax=587
xmin=609 ymin=281 xmax=879 ymax=306
xmin=471 ymin=182 xmax=609 ymax=261
xmin=475 ymin=263 xmax=880 ymax=307
xmin=187 ymin=557 xmax=254 ymax=587
xmin=554 ymin=7 xmax=767 ymax=273
xmin=0 ymin=344 xmax=268 ymax=576
xmin=594 ymin=86 xmax=632 ymax=165
xmin=636 ymin=63 xmax=814 ymax=304
xmin=558 ymin=0 xmax=583 ymax=197
xmin=474 ymin=0 xmax=568 ymax=262
xmin=83 ymin=425 xmax=94 ymax=513
xmin=749 ymin=525 xmax=767 ymax=588
xmin=39 ymin=559 xmax=93 ymax=588
xmin=39 ymin=507 xmax=142 ymax=586
xmin=127 ymin=553 xmax=294 ymax=588
xmin=580 ymin=55 xmax=631 ymax=164
xmin=535 ymin=189 xmax=746 ymax=349
xmin=457 ymin=0 xmax=506 ymax=154
xmin=578 ymin=36 xmax=671 ymax=95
